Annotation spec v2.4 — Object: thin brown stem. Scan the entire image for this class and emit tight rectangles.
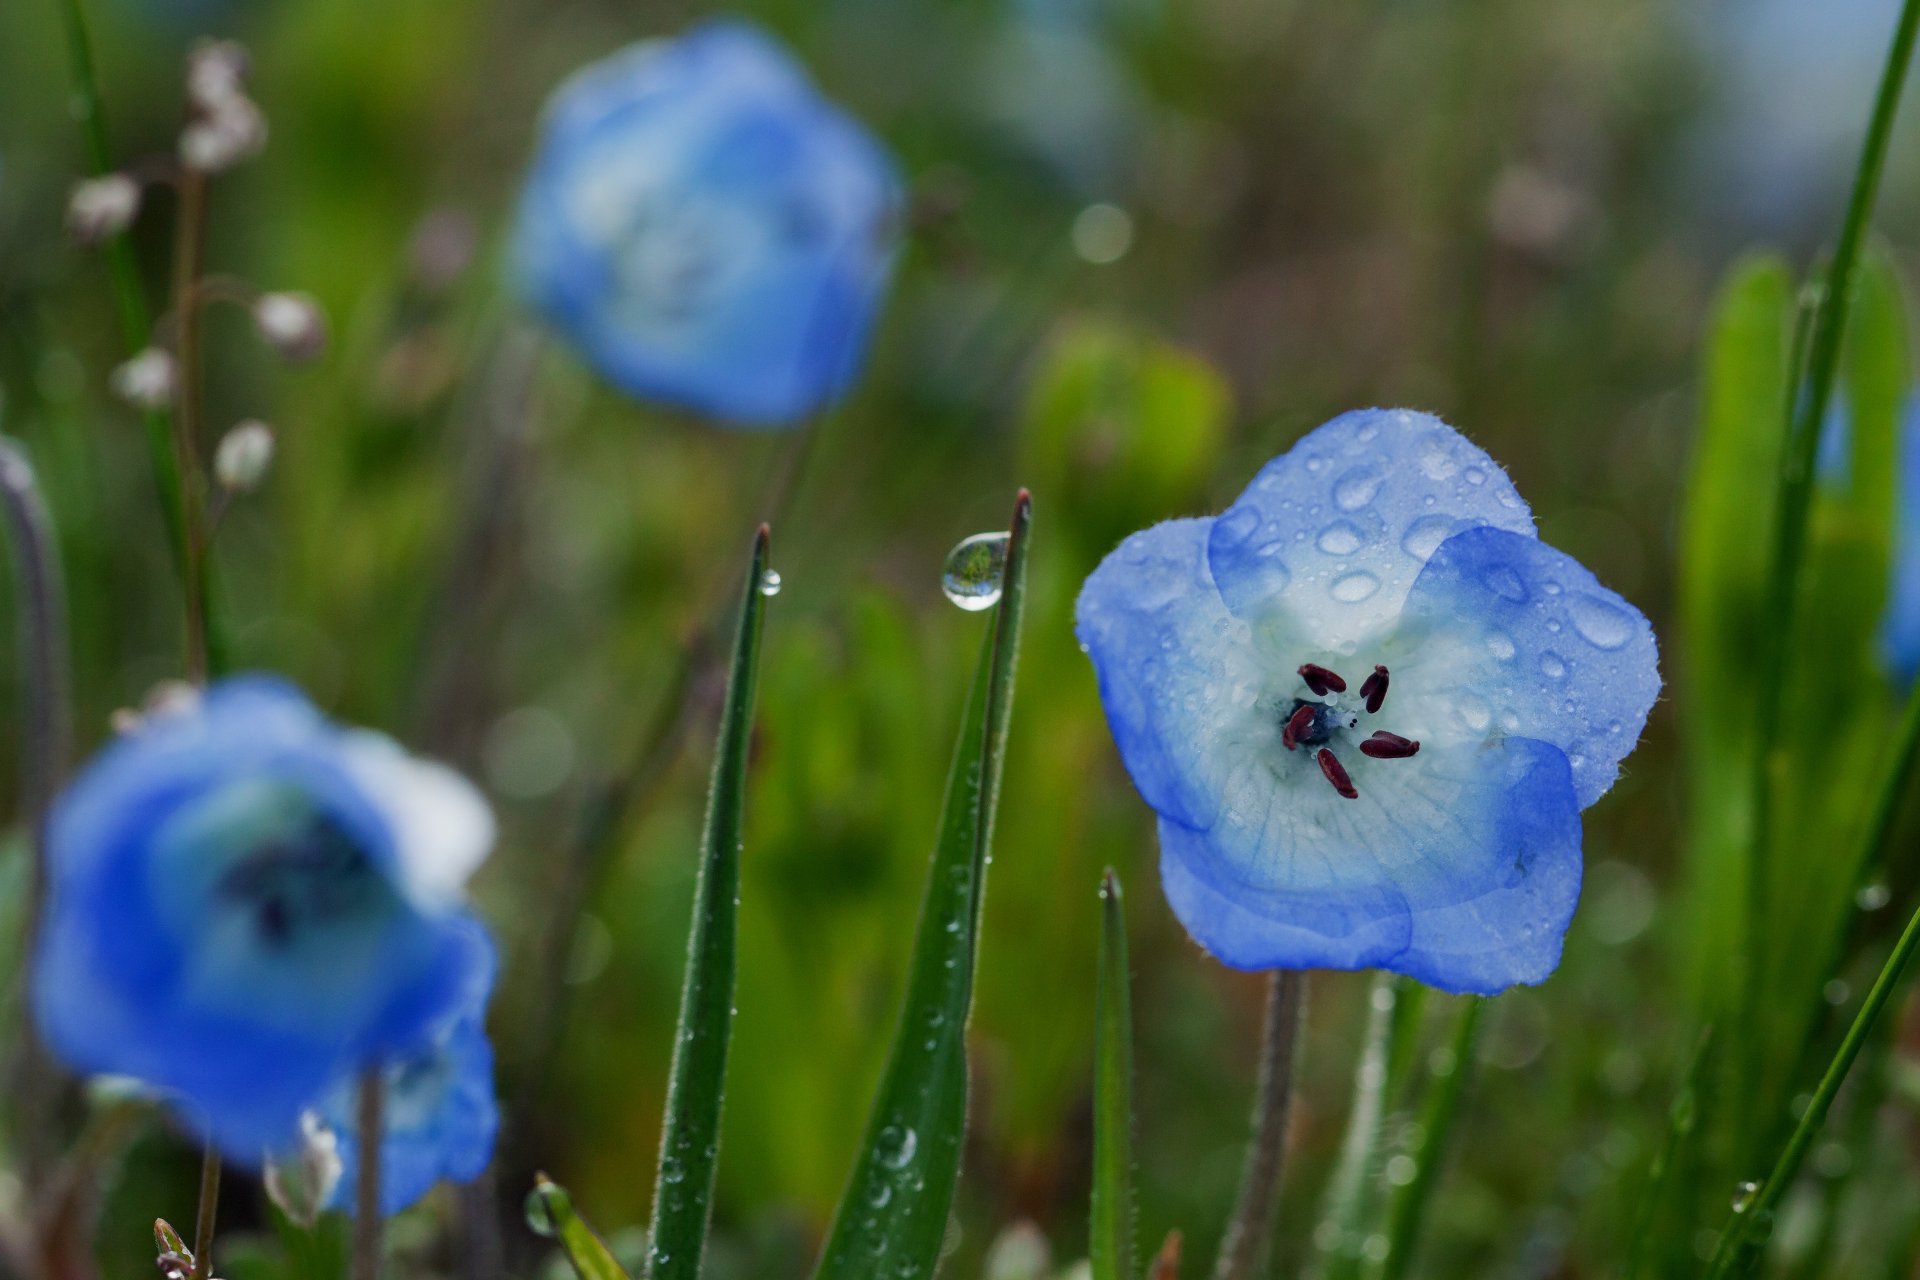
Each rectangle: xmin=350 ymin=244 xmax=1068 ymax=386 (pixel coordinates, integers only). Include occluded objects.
xmin=352 ymin=1069 xmax=385 ymax=1280
xmin=170 ymin=166 xmax=211 ymax=684
xmin=1214 ymin=970 xmax=1308 ymax=1280
xmin=189 ymin=1147 xmax=220 ymax=1280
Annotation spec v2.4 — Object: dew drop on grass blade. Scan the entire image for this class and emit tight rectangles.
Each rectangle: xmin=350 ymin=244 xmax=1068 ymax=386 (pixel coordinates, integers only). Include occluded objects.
xmin=812 ymin=491 xmax=1032 ymax=1280
xmin=647 ymin=525 xmax=773 ymax=1280
xmin=1091 ymin=869 xmax=1139 ymax=1280
xmin=528 ymin=1176 xmax=632 ymax=1280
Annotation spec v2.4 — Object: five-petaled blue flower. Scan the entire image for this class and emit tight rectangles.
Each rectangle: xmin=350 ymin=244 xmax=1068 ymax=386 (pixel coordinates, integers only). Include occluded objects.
xmin=32 ymin=677 xmax=497 ymax=1159
xmin=513 ymin=19 xmax=902 ymax=428
xmin=318 ymin=932 xmax=499 ymax=1217
xmin=1077 ymin=409 xmax=1662 ymax=994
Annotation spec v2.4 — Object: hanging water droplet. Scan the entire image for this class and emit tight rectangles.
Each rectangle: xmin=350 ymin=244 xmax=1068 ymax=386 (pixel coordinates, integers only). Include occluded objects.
xmin=1731 ymin=1181 xmax=1760 ymax=1212
xmin=942 ymin=532 xmax=1010 ymax=611
xmin=758 ymin=568 xmax=783 ymax=596
xmin=524 ymin=1184 xmax=561 ymax=1237
xmin=876 ymin=1123 xmax=919 ymax=1169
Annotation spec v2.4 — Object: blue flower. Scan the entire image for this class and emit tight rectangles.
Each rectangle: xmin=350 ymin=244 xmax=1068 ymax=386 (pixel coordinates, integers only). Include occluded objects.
xmin=317 ymin=932 xmax=499 ymax=1217
xmin=1887 ymin=394 xmax=1920 ymax=683
xmin=32 ymin=677 xmax=496 ymax=1158
xmin=513 ymin=19 xmax=902 ymax=428
xmin=1076 ymin=410 xmax=1661 ymax=994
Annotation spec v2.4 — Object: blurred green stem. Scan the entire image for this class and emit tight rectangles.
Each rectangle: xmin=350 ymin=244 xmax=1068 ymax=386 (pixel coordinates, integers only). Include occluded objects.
xmin=1309 ymin=975 xmax=1403 ymax=1280
xmin=1370 ymin=999 xmax=1484 ymax=1280
xmin=1705 ymin=677 xmax=1920 ymax=1277
xmin=190 ymin=1148 xmax=221 ymax=1280
xmin=1214 ymin=971 xmax=1307 ymax=1280
xmin=170 ymin=166 xmax=212 ymax=684
xmin=353 ymin=1070 xmax=385 ymax=1280
xmin=1741 ymin=0 xmax=1918 ymax=1112
xmin=1623 ymin=1026 xmax=1712 ymax=1280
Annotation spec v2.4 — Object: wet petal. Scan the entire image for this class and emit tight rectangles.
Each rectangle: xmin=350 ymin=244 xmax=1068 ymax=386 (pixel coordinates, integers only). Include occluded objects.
xmin=1392 ymin=526 xmax=1661 ymax=808
xmin=1207 ymin=409 xmax=1535 ymax=651
xmin=1159 ymin=736 xmax=1582 ymax=995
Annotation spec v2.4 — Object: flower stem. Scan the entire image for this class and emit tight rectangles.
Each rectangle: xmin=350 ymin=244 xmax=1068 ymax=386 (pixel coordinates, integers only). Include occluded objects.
xmin=190 ymin=1147 xmax=221 ymax=1280
xmin=353 ymin=1069 xmax=385 ymax=1280
xmin=1705 ymin=676 xmax=1920 ymax=1277
xmin=1213 ymin=970 xmax=1307 ymax=1280
xmin=1370 ymin=998 xmax=1483 ymax=1280
xmin=0 ymin=436 xmax=72 ymax=1187
xmin=170 ymin=165 xmax=213 ymax=685
xmin=1740 ymin=0 xmax=1919 ymax=1113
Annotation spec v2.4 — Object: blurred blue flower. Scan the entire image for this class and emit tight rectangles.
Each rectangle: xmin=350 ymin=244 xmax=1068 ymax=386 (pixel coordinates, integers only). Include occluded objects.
xmin=1076 ymin=410 xmax=1661 ymax=994
xmin=318 ymin=933 xmax=499 ymax=1217
xmin=1886 ymin=395 xmax=1920 ymax=682
xmin=513 ymin=19 xmax=902 ymax=428
xmin=32 ymin=677 xmax=496 ymax=1159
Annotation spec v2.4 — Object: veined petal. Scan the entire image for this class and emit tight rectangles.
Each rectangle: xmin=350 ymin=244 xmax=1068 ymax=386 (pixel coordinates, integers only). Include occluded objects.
xmin=1075 ymin=518 xmax=1270 ymax=831
xmin=1208 ymin=409 xmax=1535 ymax=651
xmin=1159 ymin=736 xmax=1582 ymax=995
xmin=1392 ymin=526 xmax=1661 ymax=809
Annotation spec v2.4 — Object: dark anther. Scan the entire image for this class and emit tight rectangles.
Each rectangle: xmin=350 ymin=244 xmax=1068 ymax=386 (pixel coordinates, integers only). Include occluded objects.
xmin=1283 ymin=704 xmax=1317 ymax=751
xmin=1359 ymin=731 xmax=1421 ymax=759
xmin=1316 ymin=747 xmax=1359 ymax=799
xmin=1299 ymin=663 xmax=1347 ymax=696
xmin=1359 ymin=665 xmax=1390 ymax=714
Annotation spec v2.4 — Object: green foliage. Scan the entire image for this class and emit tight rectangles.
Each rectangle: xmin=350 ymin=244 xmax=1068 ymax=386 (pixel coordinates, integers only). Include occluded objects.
xmin=1090 ymin=870 xmax=1138 ymax=1280
xmin=530 ymin=1177 xmax=632 ymax=1280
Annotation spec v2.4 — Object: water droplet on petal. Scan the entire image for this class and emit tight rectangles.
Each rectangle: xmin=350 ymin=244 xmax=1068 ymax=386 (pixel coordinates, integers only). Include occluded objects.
xmin=1316 ymin=520 xmax=1364 ymax=555
xmin=1215 ymin=505 xmax=1260 ymax=547
xmin=1401 ymin=515 xmax=1455 ymax=560
xmin=1333 ymin=466 xmax=1384 ymax=511
xmin=1458 ymin=696 xmax=1491 ymax=732
xmin=758 ymin=568 xmax=783 ymax=596
xmin=1568 ymin=593 xmax=1635 ymax=650
xmin=1464 ymin=466 xmax=1487 ymax=486
xmin=1486 ymin=632 xmax=1517 ymax=661
xmin=1330 ymin=571 xmax=1380 ymax=602
xmin=942 ymin=532 xmax=1009 ymax=611
xmin=1483 ymin=566 xmax=1527 ymax=603
xmin=1539 ymin=651 xmax=1567 ymax=680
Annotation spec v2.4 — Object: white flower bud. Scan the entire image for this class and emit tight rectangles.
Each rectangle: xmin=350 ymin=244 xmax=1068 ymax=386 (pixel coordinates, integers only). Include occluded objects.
xmin=66 ymin=174 xmax=142 ymax=243
xmin=109 ymin=348 xmax=177 ymax=410
xmin=214 ymin=420 xmax=275 ymax=491
xmin=253 ymin=291 xmax=328 ymax=362
xmin=179 ymin=97 xmax=267 ymax=173
xmin=263 ymin=1114 xmax=342 ymax=1229
xmin=186 ymin=40 xmax=251 ymax=113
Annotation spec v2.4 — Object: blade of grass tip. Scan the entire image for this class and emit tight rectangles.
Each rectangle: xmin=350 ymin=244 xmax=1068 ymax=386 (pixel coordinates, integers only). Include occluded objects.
xmin=1705 ymin=677 xmax=1920 ymax=1279
xmin=1371 ymin=998 xmax=1485 ymax=1280
xmin=1740 ymin=0 xmax=1919 ymax=1133
xmin=530 ymin=1176 xmax=632 ymax=1280
xmin=1623 ymin=1026 xmax=1714 ymax=1280
xmin=1092 ymin=869 xmax=1138 ymax=1280
xmin=647 ymin=525 xmax=771 ymax=1280
xmin=1306 ymin=975 xmax=1403 ymax=1280
xmin=812 ymin=491 xmax=1032 ymax=1280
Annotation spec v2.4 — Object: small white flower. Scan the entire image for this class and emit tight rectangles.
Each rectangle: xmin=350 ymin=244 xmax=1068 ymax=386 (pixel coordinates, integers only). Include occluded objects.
xmin=186 ymin=41 xmax=251 ymax=113
xmin=264 ymin=1113 xmax=343 ymax=1229
xmin=109 ymin=349 xmax=177 ymax=410
xmin=252 ymin=292 xmax=328 ymax=362
xmin=66 ymin=174 xmax=142 ymax=243
xmin=214 ymin=421 xmax=276 ymax=492
xmin=180 ymin=98 xmax=267 ymax=173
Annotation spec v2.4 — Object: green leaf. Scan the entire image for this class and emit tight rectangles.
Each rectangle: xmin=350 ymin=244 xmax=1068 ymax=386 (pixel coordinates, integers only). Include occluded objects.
xmin=1306 ymin=975 xmax=1406 ymax=1280
xmin=647 ymin=525 xmax=772 ymax=1280
xmin=1368 ymin=998 xmax=1485 ymax=1280
xmin=529 ymin=1176 xmax=632 ymax=1280
xmin=812 ymin=491 xmax=1033 ymax=1280
xmin=1090 ymin=869 xmax=1138 ymax=1280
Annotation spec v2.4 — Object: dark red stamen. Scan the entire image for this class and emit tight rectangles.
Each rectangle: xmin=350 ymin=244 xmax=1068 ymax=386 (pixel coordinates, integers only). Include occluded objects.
xmin=1359 ymin=731 xmax=1420 ymax=759
xmin=1283 ymin=704 xmax=1317 ymax=751
xmin=1299 ymin=663 xmax=1347 ymax=696
xmin=1359 ymin=665 xmax=1390 ymax=714
xmin=1317 ymin=747 xmax=1358 ymax=799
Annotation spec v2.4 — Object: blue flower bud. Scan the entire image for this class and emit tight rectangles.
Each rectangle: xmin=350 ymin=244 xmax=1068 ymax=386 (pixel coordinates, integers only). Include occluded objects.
xmin=512 ymin=20 xmax=902 ymax=429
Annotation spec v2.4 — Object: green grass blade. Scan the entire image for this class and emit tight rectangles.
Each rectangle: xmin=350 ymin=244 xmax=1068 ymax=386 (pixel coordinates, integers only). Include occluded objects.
xmin=1091 ymin=869 xmax=1138 ymax=1280
xmin=529 ymin=1176 xmax=633 ymax=1280
xmin=1623 ymin=1026 xmax=1714 ymax=1280
xmin=1307 ymin=975 xmax=1402 ymax=1280
xmin=1370 ymin=999 xmax=1484 ymax=1280
xmin=812 ymin=491 xmax=1033 ymax=1280
xmin=647 ymin=525 xmax=772 ymax=1280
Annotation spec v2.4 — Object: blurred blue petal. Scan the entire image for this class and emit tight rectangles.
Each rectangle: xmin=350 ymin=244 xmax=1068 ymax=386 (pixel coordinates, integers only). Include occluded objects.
xmin=31 ymin=677 xmax=495 ymax=1159
xmin=513 ymin=19 xmax=902 ymax=428
xmin=1888 ymin=395 xmax=1920 ymax=682
xmin=320 ymin=926 xmax=500 ymax=1217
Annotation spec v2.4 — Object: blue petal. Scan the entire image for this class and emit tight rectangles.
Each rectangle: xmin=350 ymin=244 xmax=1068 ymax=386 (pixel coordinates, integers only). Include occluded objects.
xmin=1075 ymin=518 xmax=1270 ymax=831
xmin=1159 ymin=737 xmax=1583 ymax=994
xmin=1883 ymin=394 xmax=1920 ymax=684
xmin=512 ymin=20 xmax=901 ymax=428
xmin=1393 ymin=526 xmax=1662 ymax=809
xmin=1207 ymin=409 xmax=1535 ymax=651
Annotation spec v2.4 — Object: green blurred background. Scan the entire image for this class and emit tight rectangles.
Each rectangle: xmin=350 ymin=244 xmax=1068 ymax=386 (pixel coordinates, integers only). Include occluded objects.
xmin=1 ymin=0 xmax=1919 ymax=1277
